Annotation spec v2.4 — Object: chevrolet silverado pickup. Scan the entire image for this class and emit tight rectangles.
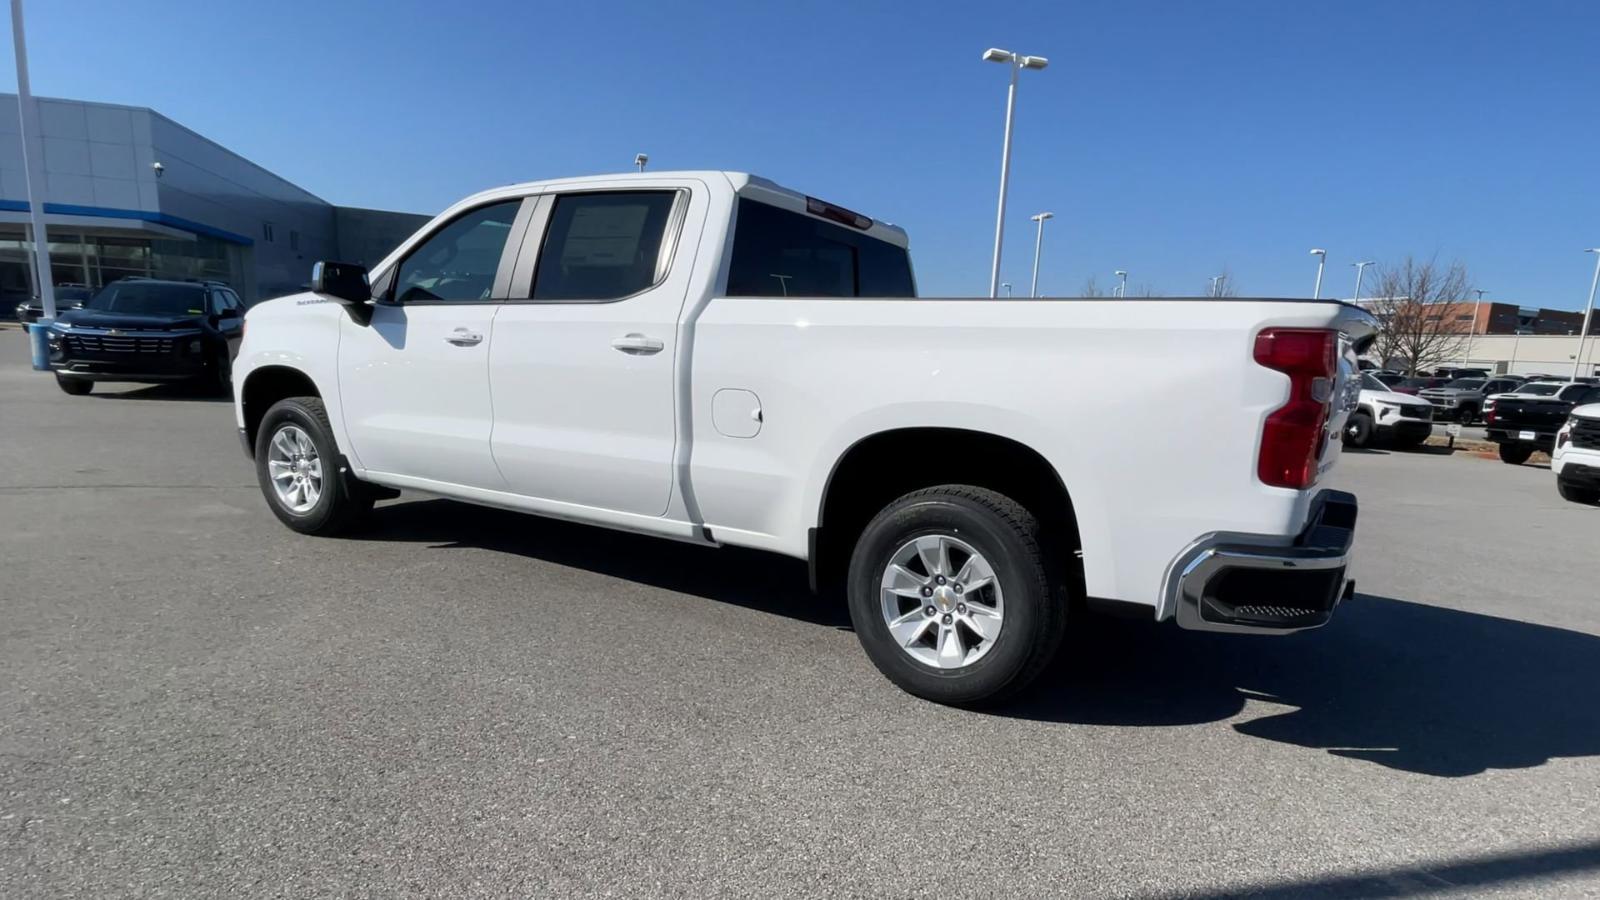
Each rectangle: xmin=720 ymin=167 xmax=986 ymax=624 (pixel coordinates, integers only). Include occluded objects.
xmin=231 ymin=171 xmax=1377 ymax=705
xmin=1485 ymin=381 xmax=1600 ymax=464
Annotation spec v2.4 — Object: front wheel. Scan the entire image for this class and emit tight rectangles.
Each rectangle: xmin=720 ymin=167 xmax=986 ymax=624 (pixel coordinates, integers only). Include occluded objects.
xmin=846 ymin=485 xmax=1067 ymax=707
xmin=1343 ymin=411 xmax=1374 ymax=448
xmin=1557 ymin=479 xmax=1600 ymax=505
xmin=55 ymin=374 xmax=92 ymax=396
xmin=1498 ymin=443 xmax=1534 ymax=465
xmin=255 ymin=396 xmax=373 ymax=535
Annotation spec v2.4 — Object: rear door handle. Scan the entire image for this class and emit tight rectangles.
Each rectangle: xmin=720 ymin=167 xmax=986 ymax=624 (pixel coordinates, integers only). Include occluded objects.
xmin=445 ymin=328 xmax=484 ymax=346
xmin=611 ymin=333 xmax=664 ymax=355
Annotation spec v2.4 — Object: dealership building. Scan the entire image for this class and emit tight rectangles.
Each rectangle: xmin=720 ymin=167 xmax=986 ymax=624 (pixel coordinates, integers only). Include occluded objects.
xmin=0 ymin=94 xmax=429 ymax=307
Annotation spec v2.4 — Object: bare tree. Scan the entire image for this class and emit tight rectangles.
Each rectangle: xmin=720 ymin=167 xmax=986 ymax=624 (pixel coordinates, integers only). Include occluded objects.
xmin=1079 ymin=275 xmax=1107 ymax=298
xmin=1133 ymin=283 xmax=1162 ymax=298
xmin=1366 ymin=257 xmax=1474 ymax=375
xmin=1208 ymin=267 xmax=1238 ymax=298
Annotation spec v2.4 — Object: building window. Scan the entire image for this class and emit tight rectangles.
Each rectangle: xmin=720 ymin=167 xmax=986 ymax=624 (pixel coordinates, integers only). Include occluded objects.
xmin=289 ymin=230 xmax=299 ymax=251
xmin=263 ymin=222 xmax=275 ymax=242
xmin=1456 ymin=314 xmax=1474 ymax=321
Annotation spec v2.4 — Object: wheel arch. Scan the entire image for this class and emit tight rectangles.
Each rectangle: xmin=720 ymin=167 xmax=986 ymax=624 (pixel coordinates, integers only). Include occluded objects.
xmin=811 ymin=427 xmax=1083 ymax=598
xmin=241 ymin=365 xmax=323 ymax=453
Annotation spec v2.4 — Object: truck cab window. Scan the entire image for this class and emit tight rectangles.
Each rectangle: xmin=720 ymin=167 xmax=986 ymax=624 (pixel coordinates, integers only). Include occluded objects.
xmin=393 ymin=200 xmax=520 ymax=303
xmin=531 ymin=192 xmax=677 ymax=301
xmin=726 ymin=198 xmax=915 ymax=298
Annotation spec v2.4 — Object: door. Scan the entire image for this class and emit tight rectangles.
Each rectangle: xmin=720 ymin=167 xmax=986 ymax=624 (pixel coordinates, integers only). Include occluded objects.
xmin=210 ymin=287 xmax=245 ymax=359
xmin=489 ymin=185 xmax=703 ymax=516
xmin=338 ymin=198 xmax=526 ymax=489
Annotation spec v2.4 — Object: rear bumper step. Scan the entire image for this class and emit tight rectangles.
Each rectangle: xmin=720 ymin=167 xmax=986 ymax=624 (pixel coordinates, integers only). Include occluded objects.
xmin=1173 ymin=489 xmax=1357 ymax=634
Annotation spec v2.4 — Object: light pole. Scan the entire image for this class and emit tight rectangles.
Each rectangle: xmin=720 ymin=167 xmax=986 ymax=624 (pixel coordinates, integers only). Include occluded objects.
xmin=1309 ymin=248 xmax=1327 ymax=300
xmin=1462 ymin=288 xmax=1488 ymax=366
xmin=634 ymin=153 xmax=648 ymax=172
xmin=1574 ymin=249 xmax=1600 ymax=381
xmin=1210 ymin=274 xmax=1223 ymax=297
xmin=10 ymin=0 xmax=53 ymax=322
xmin=983 ymin=47 xmax=1049 ymax=299
xmin=1114 ymin=270 xmax=1128 ymax=298
xmin=1001 ymin=282 xmax=1012 ymax=298
xmin=1351 ymin=260 xmax=1373 ymax=302
xmin=1027 ymin=211 xmax=1053 ymax=298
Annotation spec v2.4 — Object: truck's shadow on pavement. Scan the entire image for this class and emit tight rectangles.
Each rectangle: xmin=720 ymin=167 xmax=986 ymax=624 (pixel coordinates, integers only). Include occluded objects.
xmin=1013 ymin=594 xmax=1600 ymax=778
xmin=362 ymin=498 xmax=1597 ymax=779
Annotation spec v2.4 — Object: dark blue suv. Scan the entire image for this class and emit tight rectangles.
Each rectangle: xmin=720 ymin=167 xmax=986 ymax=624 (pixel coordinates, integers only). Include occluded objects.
xmin=46 ymin=278 xmax=244 ymax=396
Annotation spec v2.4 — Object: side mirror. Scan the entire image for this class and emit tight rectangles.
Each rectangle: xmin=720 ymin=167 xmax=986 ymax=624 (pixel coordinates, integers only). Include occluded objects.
xmin=310 ymin=261 xmax=371 ymax=305
xmin=218 ymin=307 xmax=240 ymax=320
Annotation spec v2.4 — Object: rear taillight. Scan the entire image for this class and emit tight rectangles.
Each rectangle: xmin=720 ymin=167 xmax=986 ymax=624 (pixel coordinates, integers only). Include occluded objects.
xmin=1254 ymin=328 xmax=1337 ymax=489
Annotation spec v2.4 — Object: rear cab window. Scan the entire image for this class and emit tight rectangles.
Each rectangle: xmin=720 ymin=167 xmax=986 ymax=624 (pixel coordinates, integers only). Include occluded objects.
xmin=725 ymin=197 xmax=914 ymax=298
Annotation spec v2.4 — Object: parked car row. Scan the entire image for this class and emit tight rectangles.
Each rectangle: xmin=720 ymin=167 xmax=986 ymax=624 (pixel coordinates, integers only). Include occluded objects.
xmin=1345 ymin=369 xmax=1600 ymax=507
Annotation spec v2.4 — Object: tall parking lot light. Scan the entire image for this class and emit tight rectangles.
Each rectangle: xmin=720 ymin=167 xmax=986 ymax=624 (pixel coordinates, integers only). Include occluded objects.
xmin=10 ymin=0 xmax=54 ymax=322
xmin=983 ymin=48 xmax=1048 ymax=299
xmin=1351 ymin=260 xmax=1374 ymax=303
xmin=1574 ymin=249 xmax=1600 ymax=381
xmin=1028 ymin=211 xmax=1053 ymax=298
xmin=1463 ymin=288 xmax=1488 ymax=365
xmin=1114 ymin=270 xmax=1128 ymax=297
xmin=1310 ymin=248 xmax=1327 ymax=300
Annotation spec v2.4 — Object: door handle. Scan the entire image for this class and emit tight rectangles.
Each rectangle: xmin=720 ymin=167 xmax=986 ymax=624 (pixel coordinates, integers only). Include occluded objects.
xmin=611 ymin=333 xmax=665 ymax=355
xmin=444 ymin=328 xmax=484 ymax=346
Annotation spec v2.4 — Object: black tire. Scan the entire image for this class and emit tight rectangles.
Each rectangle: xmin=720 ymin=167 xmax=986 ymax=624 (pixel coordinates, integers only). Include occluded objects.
xmin=1557 ymin=479 xmax=1600 ymax=505
xmin=846 ymin=485 xmax=1067 ymax=707
xmin=1498 ymin=443 xmax=1534 ymax=465
xmin=1343 ymin=411 xmax=1374 ymax=448
xmin=1459 ymin=405 xmax=1479 ymax=426
xmin=55 ymin=374 xmax=92 ymax=395
xmin=254 ymin=396 xmax=373 ymax=535
xmin=211 ymin=352 xmax=233 ymax=398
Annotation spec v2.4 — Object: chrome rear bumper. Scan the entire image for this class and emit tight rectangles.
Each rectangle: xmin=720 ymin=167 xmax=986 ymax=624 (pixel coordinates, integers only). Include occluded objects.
xmin=1172 ymin=489 xmax=1357 ymax=634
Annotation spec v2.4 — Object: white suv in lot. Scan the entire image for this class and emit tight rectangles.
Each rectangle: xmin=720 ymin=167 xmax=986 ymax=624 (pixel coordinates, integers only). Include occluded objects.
xmin=1553 ymin=402 xmax=1600 ymax=505
xmin=1345 ymin=373 xmax=1435 ymax=448
xmin=231 ymin=171 xmax=1377 ymax=704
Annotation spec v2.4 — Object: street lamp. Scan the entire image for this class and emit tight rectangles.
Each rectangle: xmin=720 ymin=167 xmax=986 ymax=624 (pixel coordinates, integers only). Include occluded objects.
xmin=1309 ymin=248 xmax=1327 ymax=300
xmin=1462 ymin=288 xmax=1488 ymax=366
xmin=1001 ymin=282 xmax=1012 ymax=298
xmin=1114 ymin=270 xmax=1128 ymax=298
xmin=1028 ymin=211 xmax=1053 ymax=298
xmin=1210 ymin=274 xmax=1224 ymax=297
xmin=634 ymin=153 xmax=648 ymax=172
xmin=1574 ymin=249 xmax=1600 ymax=381
xmin=1351 ymin=260 xmax=1374 ymax=302
xmin=983 ymin=47 xmax=1049 ymax=299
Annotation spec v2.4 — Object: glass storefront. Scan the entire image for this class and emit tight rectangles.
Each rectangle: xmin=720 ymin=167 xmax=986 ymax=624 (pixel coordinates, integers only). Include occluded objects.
xmin=0 ymin=226 xmax=242 ymax=306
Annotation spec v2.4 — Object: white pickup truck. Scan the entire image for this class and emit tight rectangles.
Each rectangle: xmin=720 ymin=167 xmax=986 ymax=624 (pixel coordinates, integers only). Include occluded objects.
xmin=232 ymin=171 xmax=1377 ymax=705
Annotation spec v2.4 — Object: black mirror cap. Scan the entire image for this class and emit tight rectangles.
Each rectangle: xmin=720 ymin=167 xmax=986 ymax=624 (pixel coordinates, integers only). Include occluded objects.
xmin=310 ymin=261 xmax=371 ymax=305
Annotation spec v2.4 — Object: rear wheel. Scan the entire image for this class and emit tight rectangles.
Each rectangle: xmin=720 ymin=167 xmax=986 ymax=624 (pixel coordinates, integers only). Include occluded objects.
xmin=255 ymin=396 xmax=373 ymax=535
xmin=846 ymin=485 xmax=1066 ymax=707
xmin=1458 ymin=405 xmax=1479 ymax=425
xmin=55 ymin=374 xmax=92 ymax=396
xmin=1343 ymin=411 xmax=1374 ymax=448
xmin=1498 ymin=443 xmax=1534 ymax=465
xmin=1557 ymin=479 xmax=1600 ymax=505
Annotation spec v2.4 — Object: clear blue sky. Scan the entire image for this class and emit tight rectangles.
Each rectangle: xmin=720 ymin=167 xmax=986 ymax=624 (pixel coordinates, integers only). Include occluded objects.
xmin=7 ymin=0 xmax=1599 ymax=304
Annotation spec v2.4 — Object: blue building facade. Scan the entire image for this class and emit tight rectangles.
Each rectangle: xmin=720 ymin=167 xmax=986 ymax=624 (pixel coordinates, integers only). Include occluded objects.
xmin=0 ymin=94 xmax=428 ymax=306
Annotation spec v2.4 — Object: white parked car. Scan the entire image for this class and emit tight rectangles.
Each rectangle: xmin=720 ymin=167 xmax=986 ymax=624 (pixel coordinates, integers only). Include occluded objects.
xmin=1552 ymin=402 xmax=1600 ymax=505
xmin=231 ymin=171 xmax=1377 ymax=705
xmin=1344 ymin=373 xmax=1435 ymax=448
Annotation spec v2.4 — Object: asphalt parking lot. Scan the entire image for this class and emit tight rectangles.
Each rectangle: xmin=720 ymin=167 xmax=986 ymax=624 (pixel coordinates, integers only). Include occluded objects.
xmin=3 ymin=331 xmax=1599 ymax=899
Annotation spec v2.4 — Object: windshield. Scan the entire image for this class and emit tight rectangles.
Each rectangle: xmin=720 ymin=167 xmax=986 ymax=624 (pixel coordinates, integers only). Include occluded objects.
xmin=1361 ymin=374 xmax=1388 ymax=391
xmin=1399 ymin=378 xmax=1435 ymax=389
xmin=86 ymin=281 xmax=205 ymax=317
xmin=1446 ymin=379 xmax=1485 ymax=391
xmin=1517 ymin=383 xmax=1563 ymax=396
